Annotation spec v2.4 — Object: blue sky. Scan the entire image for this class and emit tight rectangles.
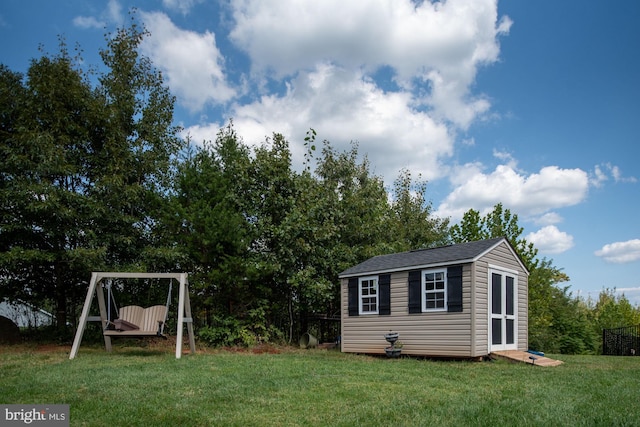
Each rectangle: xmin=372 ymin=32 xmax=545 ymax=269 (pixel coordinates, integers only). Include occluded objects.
xmin=1 ymin=0 xmax=639 ymax=305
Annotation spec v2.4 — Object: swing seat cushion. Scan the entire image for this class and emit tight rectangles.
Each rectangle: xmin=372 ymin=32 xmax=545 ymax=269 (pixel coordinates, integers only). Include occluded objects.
xmin=113 ymin=318 xmax=139 ymax=331
xmin=110 ymin=305 xmax=167 ymax=334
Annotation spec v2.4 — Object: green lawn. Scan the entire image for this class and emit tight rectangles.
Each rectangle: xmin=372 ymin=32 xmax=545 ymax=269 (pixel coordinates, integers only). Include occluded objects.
xmin=1 ymin=342 xmax=638 ymax=426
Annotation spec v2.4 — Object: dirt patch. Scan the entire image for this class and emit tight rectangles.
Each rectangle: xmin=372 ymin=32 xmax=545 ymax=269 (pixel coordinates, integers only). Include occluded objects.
xmin=0 ymin=343 xmax=70 ymax=354
xmin=251 ymin=343 xmax=282 ymax=354
xmin=33 ymin=344 xmax=68 ymax=353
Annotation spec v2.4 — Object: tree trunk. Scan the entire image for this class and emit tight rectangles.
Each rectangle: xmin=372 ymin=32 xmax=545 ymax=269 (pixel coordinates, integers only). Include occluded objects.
xmin=55 ymin=271 xmax=67 ymax=330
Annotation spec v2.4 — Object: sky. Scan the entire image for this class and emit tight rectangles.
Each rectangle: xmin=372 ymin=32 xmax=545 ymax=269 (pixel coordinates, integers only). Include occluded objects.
xmin=1 ymin=0 xmax=639 ymax=305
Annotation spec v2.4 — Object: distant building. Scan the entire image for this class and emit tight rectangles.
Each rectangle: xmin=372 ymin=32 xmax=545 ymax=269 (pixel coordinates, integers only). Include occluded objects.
xmin=0 ymin=299 xmax=54 ymax=328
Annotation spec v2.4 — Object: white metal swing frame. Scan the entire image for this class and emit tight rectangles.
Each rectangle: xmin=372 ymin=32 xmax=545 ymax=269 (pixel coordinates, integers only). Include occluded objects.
xmin=69 ymin=272 xmax=196 ymax=359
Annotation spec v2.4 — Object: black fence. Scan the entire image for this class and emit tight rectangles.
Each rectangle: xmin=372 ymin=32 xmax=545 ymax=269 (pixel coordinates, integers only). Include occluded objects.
xmin=304 ymin=316 xmax=341 ymax=344
xmin=602 ymin=325 xmax=640 ymax=356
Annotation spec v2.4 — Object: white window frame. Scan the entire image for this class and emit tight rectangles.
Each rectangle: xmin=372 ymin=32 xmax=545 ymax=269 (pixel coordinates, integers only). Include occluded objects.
xmin=422 ymin=268 xmax=447 ymax=312
xmin=359 ymin=276 xmax=379 ymax=315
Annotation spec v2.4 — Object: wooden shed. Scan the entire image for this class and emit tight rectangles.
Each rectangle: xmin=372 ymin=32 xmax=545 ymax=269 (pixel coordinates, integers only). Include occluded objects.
xmin=338 ymin=237 xmax=529 ymax=358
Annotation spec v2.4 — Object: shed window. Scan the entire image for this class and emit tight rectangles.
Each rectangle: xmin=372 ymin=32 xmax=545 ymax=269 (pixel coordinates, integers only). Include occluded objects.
xmin=409 ymin=266 xmax=462 ymax=314
xmin=359 ymin=276 xmax=378 ymax=315
xmin=348 ymin=275 xmax=390 ymax=316
xmin=423 ymin=269 xmax=447 ymax=312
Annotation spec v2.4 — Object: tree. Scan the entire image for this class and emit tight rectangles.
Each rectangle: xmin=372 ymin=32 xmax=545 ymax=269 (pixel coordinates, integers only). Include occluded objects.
xmin=589 ymin=288 xmax=640 ymax=352
xmin=386 ymin=168 xmax=449 ymax=252
xmin=449 ymin=203 xmax=597 ymax=353
xmin=91 ymin=22 xmax=183 ymax=269
xmin=546 ymin=286 xmax=595 ymax=354
xmin=527 ymin=259 xmax=596 ymax=353
xmin=450 ymin=203 xmax=537 ymax=268
xmin=0 ymin=21 xmax=183 ymax=329
xmin=314 ymin=141 xmax=390 ymax=265
xmin=0 ymin=45 xmax=103 ymax=328
xmin=245 ymin=131 xmax=320 ymax=342
xmin=171 ymin=124 xmax=255 ymax=316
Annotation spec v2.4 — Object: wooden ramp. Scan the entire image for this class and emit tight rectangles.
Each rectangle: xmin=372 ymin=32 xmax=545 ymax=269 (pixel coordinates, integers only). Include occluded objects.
xmin=491 ymin=350 xmax=563 ymax=367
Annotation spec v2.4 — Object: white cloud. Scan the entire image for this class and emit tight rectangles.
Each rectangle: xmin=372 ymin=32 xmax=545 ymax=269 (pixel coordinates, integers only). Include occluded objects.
xmin=534 ymin=212 xmax=563 ymax=226
xmin=492 ymin=149 xmax=517 ymax=167
xmin=610 ymin=164 xmax=637 ymax=184
xmin=595 ymin=239 xmax=640 ymax=264
xmin=140 ymin=11 xmax=236 ymax=111
xmin=140 ymin=0 xmax=510 ymax=184
xmin=181 ymin=122 xmax=223 ymax=146
xmin=228 ymin=64 xmax=453 ymax=180
xmin=162 ymin=0 xmax=203 ymax=15
xmin=447 ymin=162 xmax=484 ymax=187
xmin=73 ymin=0 xmax=121 ymax=29
xmin=105 ymin=0 xmax=123 ymax=26
xmin=73 ymin=16 xmax=105 ymax=30
xmin=228 ymin=0 xmax=510 ymax=128
xmin=590 ymin=164 xmax=608 ymax=188
xmin=526 ymin=226 xmax=574 ymax=254
xmin=435 ymin=163 xmax=589 ymax=221
xmin=591 ymin=163 xmax=638 ymax=187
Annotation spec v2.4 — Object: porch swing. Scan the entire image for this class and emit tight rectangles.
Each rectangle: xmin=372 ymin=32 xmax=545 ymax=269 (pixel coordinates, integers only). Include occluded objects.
xmin=69 ymin=272 xmax=196 ymax=359
xmin=103 ymin=277 xmax=172 ymax=337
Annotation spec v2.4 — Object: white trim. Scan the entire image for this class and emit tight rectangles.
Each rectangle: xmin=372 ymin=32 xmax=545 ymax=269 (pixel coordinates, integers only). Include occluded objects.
xmin=338 ymin=238 xmax=529 ymax=279
xmin=358 ymin=276 xmax=379 ymax=315
xmin=474 ymin=239 xmax=529 ymax=274
xmin=339 ymin=260 xmax=473 ymax=279
xmin=487 ymin=264 xmax=520 ymax=276
xmin=421 ymin=268 xmax=448 ymax=313
xmin=488 ymin=267 xmax=518 ymax=352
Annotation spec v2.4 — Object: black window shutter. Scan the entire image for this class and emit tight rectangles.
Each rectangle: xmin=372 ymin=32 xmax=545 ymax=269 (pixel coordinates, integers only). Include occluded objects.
xmin=379 ymin=274 xmax=391 ymax=315
xmin=408 ymin=270 xmax=422 ymax=314
xmin=447 ymin=265 xmax=463 ymax=312
xmin=348 ymin=278 xmax=359 ymax=316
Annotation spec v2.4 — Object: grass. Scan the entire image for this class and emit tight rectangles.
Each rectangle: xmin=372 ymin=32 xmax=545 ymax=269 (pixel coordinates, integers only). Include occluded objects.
xmin=1 ymin=341 xmax=639 ymax=426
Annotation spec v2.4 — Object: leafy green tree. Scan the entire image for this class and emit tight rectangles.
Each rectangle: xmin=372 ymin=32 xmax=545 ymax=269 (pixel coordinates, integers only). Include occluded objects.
xmin=171 ymin=124 xmax=254 ymax=317
xmin=450 ymin=203 xmax=537 ymax=268
xmin=546 ymin=286 xmax=595 ymax=354
xmin=591 ymin=288 xmax=640 ymax=329
xmin=449 ymin=203 xmax=598 ymax=353
xmin=91 ymin=22 xmax=183 ymax=269
xmin=314 ymin=141 xmax=390 ymax=265
xmin=0 ymin=45 xmax=103 ymax=327
xmin=279 ymin=138 xmax=451 ymax=340
xmin=244 ymin=132 xmax=299 ymax=340
xmin=386 ymin=168 xmax=449 ymax=252
xmin=527 ymin=260 xmax=597 ymax=353
xmin=449 ymin=208 xmax=484 ymax=243
xmin=0 ymin=65 xmax=33 ymax=306
xmin=0 ymin=22 xmax=183 ymax=328
xmin=588 ymin=288 xmax=640 ymax=353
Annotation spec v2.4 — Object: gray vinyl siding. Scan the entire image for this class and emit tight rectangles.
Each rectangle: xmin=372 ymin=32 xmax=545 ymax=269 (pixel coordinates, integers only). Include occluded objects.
xmin=340 ymin=240 xmax=529 ymax=358
xmin=341 ymin=265 xmax=475 ymax=357
xmin=471 ymin=259 xmax=488 ymax=356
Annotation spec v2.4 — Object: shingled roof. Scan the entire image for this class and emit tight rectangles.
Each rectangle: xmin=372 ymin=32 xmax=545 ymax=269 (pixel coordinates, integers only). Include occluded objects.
xmin=338 ymin=237 xmax=522 ymax=278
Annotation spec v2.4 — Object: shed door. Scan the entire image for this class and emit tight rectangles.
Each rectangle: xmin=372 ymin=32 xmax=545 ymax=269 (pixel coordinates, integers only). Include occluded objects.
xmin=489 ymin=270 xmax=517 ymax=351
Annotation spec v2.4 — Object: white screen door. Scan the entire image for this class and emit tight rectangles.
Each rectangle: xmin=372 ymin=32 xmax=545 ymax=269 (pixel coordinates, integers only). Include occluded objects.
xmin=490 ymin=270 xmax=517 ymax=351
